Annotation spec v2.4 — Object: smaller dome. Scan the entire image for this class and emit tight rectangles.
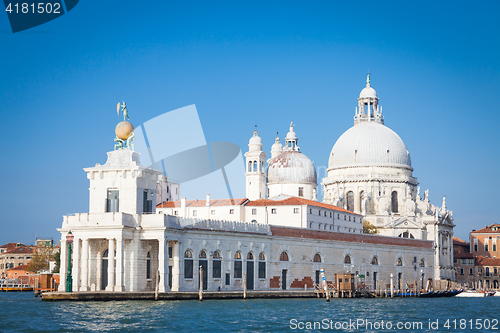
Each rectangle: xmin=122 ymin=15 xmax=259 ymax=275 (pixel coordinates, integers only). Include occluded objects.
xmin=359 ymin=85 xmax=377 ymax=98
xmin=271 ymin=136 xmax=283 ymax=152
xmin=267 ymin=151 xmax=316 ymax=184
xmin=249 ymin=130 xmax=262 ymax=145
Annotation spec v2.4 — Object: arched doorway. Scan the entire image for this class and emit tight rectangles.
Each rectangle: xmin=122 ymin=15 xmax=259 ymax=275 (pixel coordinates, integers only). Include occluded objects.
xmin=247 ymin=252 xmax=254 ymax=290
xmin=101 ymin=249 xmax=108 ymax=291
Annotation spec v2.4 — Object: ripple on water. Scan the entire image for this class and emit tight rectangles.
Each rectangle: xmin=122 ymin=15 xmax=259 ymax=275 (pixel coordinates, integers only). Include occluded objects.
xmin=1 ymin=293 xmax=499 ymax=332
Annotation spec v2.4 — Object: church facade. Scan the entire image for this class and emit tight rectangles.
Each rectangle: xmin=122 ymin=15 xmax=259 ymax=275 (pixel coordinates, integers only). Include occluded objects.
xmin=322 ymin=76 xmax=454 ymax=280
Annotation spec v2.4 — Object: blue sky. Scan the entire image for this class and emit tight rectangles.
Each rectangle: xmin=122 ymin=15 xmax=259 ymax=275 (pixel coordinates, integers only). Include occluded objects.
xmin=0 ymin=1 xmax=499 ymax=244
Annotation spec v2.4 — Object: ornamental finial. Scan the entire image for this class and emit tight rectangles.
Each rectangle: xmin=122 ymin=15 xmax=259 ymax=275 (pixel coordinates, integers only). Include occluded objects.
xmin=366 ymin=73 xmax=371 ymax=86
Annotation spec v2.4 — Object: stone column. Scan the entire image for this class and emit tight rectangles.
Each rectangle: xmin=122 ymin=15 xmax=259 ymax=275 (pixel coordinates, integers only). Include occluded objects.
xmin=80 ymin=238 xmax=89 ymax=291
xmin=72 ymin=237 xmax=80 ymax=292
xmin=58 ymin=239 xmax=67 ymax=291
xmin=96 ymin=251 xmax=102 ymax=291
xmin=158 ymin=237 xmax=169 ymax=292
xmin=172 ymin=241 xmax=180 ymax=291
xmin=106 ymin=238 xmax=115 ymax=291
xmin=115 ymin=238 xmax=124 ymax=291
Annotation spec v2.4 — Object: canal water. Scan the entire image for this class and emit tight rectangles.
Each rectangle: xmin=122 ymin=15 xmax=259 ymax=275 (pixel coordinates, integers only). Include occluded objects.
xmin=0 ymin=292 xmax=499 ymax=332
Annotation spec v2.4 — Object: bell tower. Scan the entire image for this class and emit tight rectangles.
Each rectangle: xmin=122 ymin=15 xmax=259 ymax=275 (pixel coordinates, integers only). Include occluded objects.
xmin=244 ymin=128 xmax=266 ymax=200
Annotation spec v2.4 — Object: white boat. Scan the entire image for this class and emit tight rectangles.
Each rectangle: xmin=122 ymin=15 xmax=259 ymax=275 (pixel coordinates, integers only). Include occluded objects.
xmin=493 ymin=291 xmax=500 ymax=297
xmin=455 ymin=290 xmax=495 ymax=297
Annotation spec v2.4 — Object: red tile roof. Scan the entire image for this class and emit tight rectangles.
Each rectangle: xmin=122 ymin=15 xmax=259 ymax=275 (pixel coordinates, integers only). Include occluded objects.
xmin=271 ymin=226 xmax=433 ymax=248
xmin=157 ymin=196 xmax=360 ymax=215
xmin=453 ymin=236 xmax=469 ymax=246
xmin=7 ymin=264 xmax=31 ymax=272
xmin=158 ymin=198 xmax=249 ymax=208
xmin=476 ymin=256 xmax=500 ymax=266
xmin=0 ymin=247 xmax=35 ymax=255
xmin=0 ymin=242 xmax=29 ymax=250
xmin=471 ymin=224 xmax=500 ymax=234
xmin=247 ymin=197 xmax=361 ymax=215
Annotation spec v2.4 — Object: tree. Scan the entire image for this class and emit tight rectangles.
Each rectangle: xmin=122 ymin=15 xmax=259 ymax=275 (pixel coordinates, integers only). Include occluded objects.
xmin=363 ymin=220 xmax=378 ymax=234
xmin=52 ymin=249 xmax=61 ymax=273
xmin=26 ymin=244 xmax=55 ymax=273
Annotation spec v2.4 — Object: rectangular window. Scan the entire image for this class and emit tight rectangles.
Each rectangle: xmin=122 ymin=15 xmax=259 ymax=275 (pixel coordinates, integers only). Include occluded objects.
xmin=298 ymin=187 xmax=304 ymax=197
xmin=168 ymin=247 xmax=172 ymax=259
xmin=252 ymin=209 xmax=257 ymax=215
xmin=293 ymin=208 xmax=299 ymax=214
xmin=143 ymin=190 xmax=153 ymax=213
xmin=211 ymin=210 xmax=215 ymax=215
xmin=485 ymin=244 xmax=489 ymax=252
xmin=310 ymin=209 xmax=312 ymax=214
xmin=330 ymin=212 xmax=332 ymax=218
xmin=318 ymin=210 xmax=321 ymax=216
xmin=453 ymin=258 xmax=457 ymax=264
xmin=234 ymin=261 xmax=242 ymax=279
xmin=474 ymin=244 xmax=478 ymax=252
xmin=174 ymin=210 xmax=178 ymax=216
xmin=271 ymin=208 xmax=276 ymax=214
xmin=106 ymin=190 xmax=119 ymax=212
xmin=213 ymin=260 xmax=221 ymax=279
xmin=469 ymin=268 xmax=473 ymax=275
xmin=229 ymin=209 xmax=234 ymax=214
xmin=460 ymin=268 xmax=464 ymax=275
xmin=184 ymin=259 xmax=193 ymax=279
xmin=493 ymin=244 xmax=497 ymax=252
xmin=146 ymin=259 xmax=151 ymax=279
xmin=225 ymin=273 xmax=230 ymax=285
xmin=193 ymin=210 xmax=197 ymax=217
xmin=494 ymin=268 xmax=498 ymax=275
xmin=258 ymin=261 xmax=266 ymax=279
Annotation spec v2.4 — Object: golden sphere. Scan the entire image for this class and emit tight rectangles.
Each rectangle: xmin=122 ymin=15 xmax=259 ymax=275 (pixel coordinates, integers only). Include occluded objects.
xmin=115 ymin=121 xmax=134 ymax=140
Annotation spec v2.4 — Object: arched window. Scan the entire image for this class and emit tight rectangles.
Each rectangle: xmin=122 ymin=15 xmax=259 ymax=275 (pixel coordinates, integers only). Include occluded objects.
xmin=248 ymin=161 xmax=252 ymax=172
xmin=486 ymin=267 xmax=490 ymax=277
xmin=396 ymin=258 xmax=403 ymax=266
xmin=344 ymin=255 xmax=351 ymax=264
xmin=213 ymin=251 xmax=221 ymax=279
xmin=313 ymin=253 xmax=322 ymax=262
xmin=184 ymin=250 xmax=193 ymax=279
xmin=359 ymin=191 xmax=364 ymax=211
xmin=199 ymin=250 xmax=207 ymax=258
xmin=258 ymin=252 xmax=266 ymax=279
xmin=391 ymin=191 xmax=398 ymax=213
xmin=419 ymin=259 xmax=425 ymax=267
xmin=371 ymin=256 xmax=378 ymax=265
xmin=146 ymin=251 xmax=151 ymax=279
xmin=346 ymin=191 xmax=354 ymax=212
xmin=247 ymin=252 xmax=253 ymax=260
xmin=234 ymin=251 xmax=242 ymax=279
xmin=280 ymin=252 xmax=289 ymax=261
xmin=253 ymin=161 xmax=257 ymax=172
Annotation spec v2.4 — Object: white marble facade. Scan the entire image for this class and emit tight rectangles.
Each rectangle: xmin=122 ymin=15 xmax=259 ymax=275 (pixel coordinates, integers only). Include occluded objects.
xmin=58 ymin=148 xmax=436 ymax=292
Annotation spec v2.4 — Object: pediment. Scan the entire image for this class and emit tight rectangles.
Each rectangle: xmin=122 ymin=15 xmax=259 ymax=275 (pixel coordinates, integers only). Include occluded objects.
xmin=391 ymin=217 xmax=423 ymax=229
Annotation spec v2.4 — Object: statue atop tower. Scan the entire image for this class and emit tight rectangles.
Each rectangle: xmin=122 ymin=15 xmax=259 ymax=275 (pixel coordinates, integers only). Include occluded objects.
xmin=114 ymin=101 xmax=135 ymax=151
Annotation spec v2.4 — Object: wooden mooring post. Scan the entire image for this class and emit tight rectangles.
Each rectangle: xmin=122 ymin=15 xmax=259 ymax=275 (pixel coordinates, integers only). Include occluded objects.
xmin=243 ymin=272 xmax=247 ymax=300
xmin=199 ymin=266 xmax=203 ymax=301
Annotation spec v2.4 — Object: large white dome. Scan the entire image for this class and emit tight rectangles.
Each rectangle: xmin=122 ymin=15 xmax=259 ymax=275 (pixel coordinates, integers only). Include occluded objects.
xmin=328 ymin=122 xmax=411 ymax=169
xmin=267 ymin=151 xmax=316 ymax=184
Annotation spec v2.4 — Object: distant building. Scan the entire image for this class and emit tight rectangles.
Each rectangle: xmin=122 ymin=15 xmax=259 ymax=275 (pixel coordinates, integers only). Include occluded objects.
xmin=0 ymin=244 xmax=35 ymax=278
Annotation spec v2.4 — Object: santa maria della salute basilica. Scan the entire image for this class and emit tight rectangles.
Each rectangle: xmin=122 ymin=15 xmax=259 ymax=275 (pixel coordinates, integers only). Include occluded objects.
xmin=244 ymin=75 xmax=454 ymax=281
xmin=57 ymin=76 xmax=454 ymax=295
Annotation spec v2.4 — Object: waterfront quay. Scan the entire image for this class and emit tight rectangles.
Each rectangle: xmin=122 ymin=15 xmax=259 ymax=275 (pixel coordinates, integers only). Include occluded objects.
xmin=42 ymin=290 xmax=317 ymax=301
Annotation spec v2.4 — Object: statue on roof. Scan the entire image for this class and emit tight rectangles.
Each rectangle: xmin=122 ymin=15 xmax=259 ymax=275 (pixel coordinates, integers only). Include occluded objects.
xmin=117 ymin=101 xmax=129 ymax=122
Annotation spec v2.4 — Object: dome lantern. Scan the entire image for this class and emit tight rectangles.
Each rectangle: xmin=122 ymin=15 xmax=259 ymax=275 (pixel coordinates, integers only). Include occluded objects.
xmin=355 ymin=74 xmax=384 ymax=125
xmin=284 ymin=121 xmax=300 ymax=151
